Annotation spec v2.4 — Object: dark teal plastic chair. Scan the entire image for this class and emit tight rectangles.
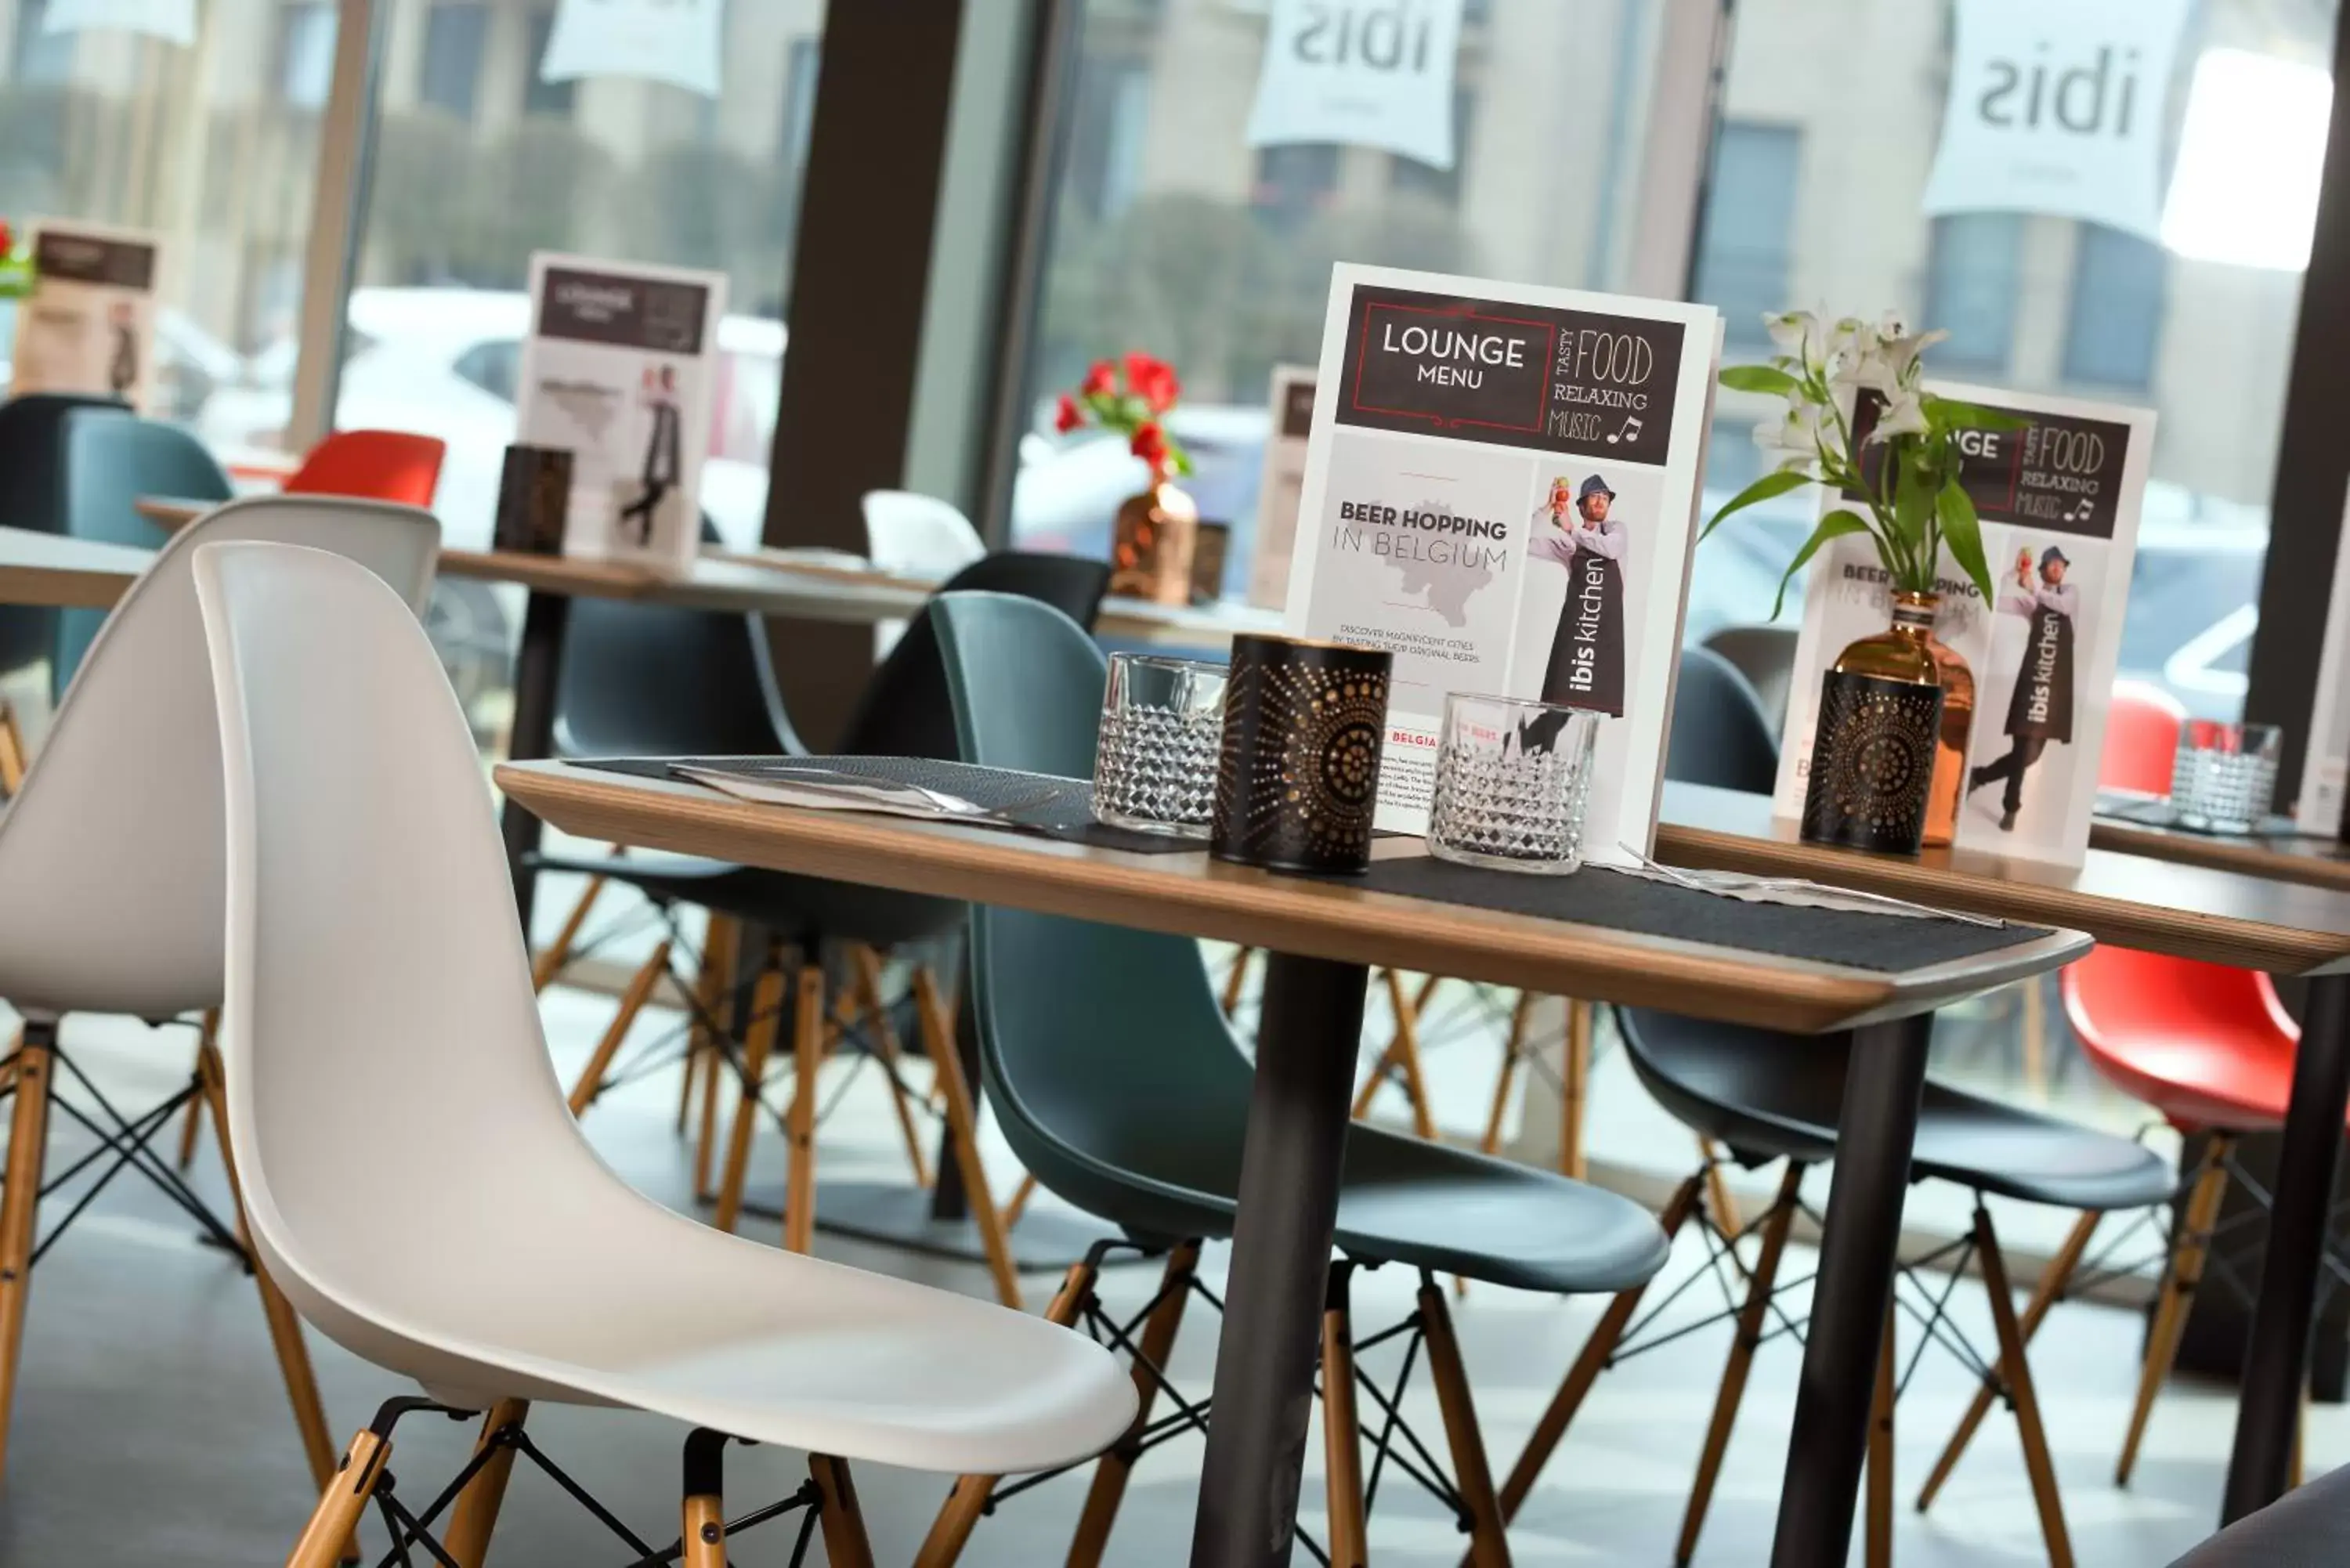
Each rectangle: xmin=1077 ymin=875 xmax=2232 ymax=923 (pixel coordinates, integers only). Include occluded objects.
xmin=922 ymin=587 xmax=1669 ymax=1560
xmin=56 ymin=407 xmax=230 ymax=699
xmin=0 ymin=393 xmax=122 ymax=684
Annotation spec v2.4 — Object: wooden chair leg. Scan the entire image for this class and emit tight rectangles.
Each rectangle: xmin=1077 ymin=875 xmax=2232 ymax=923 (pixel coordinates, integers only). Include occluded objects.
xmin=915 ymin=1260 xmax=1099 ymax=1567
xmin=810 ymin=1454 xmax=876 ymax=1568
xmin=197 ymin=1046 xmax=340 ymax=1505
xmin=1918 ymin=1206 xmax=2099 ymax=1509
xmin=2120 ymin=1136 xmax=2234 ymax=1487
xmin=1220 ymin=946 xmax=1254 ymax=1017
xmin=286 ymin=1427 xmax=392 ymax=1568
xmin=913 ymin=966 xmax=1022 ymax=1310
xmin=712 ymin=948 xmax=786 ymax=1234
xmin=441 ymin=1399 xmax=530 ymax=1568
xmin=1001 ymin=1172 xmax=1039 ymax=1230
xmin=1479 ymin=995 xmax=1532 ymax=1158
xmin=1320 ymin=1266 xmax=1369 ymax=1568
xmin=0 ymin=702 xmax=27 ymax=798
xmin=2019 ymin=976 xmax=2048 ymax=1093
xmin=564 ymin=941 xmax=671 ymax=1118
xmin=1499 ymin=1172 xmax=1705 ymax=1523
xmin=782 ymin=961 xmax=827 ymax=1255
xmin=176 ymin=1010 xmax=218 ymax=1172
xmin=1381 ymin=970 xmax=1440 ymax=1142
xmin=850 ymin=945 xmax=934 ymax=1189
xmin=1678 ymin=1162 xmax=1805 ymax=1566
xmin=1557 ymin=999 xmax=1592 ymax=1178
xmin=1867 ymin=1305 xmax=1895 ymax=1568
xmin=1419 ymin=1274 xmax=1512 ymax=1566
xmin=0 ymin=1027 xmax=56 ymax=1480
xmin=1976 ymin=1205 xmax=2075 ymax=1568
xmin=1699 ymin=1138 xmax=1743 ymax=1237
xmin=1069 ymin=1241 xmax=1204 ymax=1567
xmin=530 ymin=861 xmax=618 ymax=994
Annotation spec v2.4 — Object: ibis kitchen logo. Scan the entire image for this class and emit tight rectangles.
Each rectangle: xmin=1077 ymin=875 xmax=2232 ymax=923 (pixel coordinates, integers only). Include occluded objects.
xmin=1336 ymin=285 xmax=1685 ymax=464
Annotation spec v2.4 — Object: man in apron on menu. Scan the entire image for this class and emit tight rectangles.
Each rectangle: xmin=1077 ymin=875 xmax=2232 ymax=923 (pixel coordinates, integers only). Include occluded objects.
xmin=618 ymin=362 xmax=684 ymax=547
xmin=1531 ymin=473 xmax=1627 ymax=717
xmin=1968 ymin=544 xmax=2077 ymax=831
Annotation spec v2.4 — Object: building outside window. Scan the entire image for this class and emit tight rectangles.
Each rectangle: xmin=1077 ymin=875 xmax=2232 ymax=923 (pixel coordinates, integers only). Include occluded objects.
xmin=1691 ymin=121 xmax=1802 ymax=352
xmin=1923 ymin=211 xmax=2023 ymax=374
xmin=2063 ymin=222 xmax=2167 ymax=389
xmin=419 ymin=2 xmax=489 ymax=122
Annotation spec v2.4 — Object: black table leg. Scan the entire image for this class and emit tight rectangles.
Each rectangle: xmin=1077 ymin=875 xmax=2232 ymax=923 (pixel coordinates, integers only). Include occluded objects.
xmin=1770 ymin=1012 xmax=1932 ymax=1568
xmin=2222 ymin=970 xmax=2350 ymax=1522
xmin=497 ymin=587 xmax=570 ymax=936
xmin=1191 ymin=951 xmax=1367 ymax=1568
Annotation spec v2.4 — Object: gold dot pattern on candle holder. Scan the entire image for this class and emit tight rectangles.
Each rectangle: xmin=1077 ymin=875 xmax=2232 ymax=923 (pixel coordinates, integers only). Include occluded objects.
xmin=1214 ymin=646 xmax=1390 ymax=872
xmin=1801 ymin=671 xmax=1941 ymax=851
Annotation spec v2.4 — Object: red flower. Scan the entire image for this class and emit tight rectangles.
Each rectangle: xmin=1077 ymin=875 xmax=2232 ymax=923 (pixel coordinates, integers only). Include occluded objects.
xmin=1053 ymin=392 xmax=1083 ymax=434
xmin=0 ymin=220 xmax=13 ymax=258
xmin=1080 ymin=359 xmax=1116 ymax=398
xmin=1130 ymin=419 xmax=1170 ymax=472
xmin=1123 ymin=350 xmax=1180 ymax=413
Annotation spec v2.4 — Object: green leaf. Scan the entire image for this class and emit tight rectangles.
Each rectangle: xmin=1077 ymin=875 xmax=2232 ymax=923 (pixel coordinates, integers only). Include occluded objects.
xmin=1936 ymin=479 xmax=1994 ymax=605
xmin=1700 ymin=466 xmax=1812 ymax=543
xmin=1771 ymin=510 xmax=1872 ymax=620
xmin=1719 ymin=364 xmax=1799 ymax=396
xmin=1930 ymin=397 xmax=2028 ymax=432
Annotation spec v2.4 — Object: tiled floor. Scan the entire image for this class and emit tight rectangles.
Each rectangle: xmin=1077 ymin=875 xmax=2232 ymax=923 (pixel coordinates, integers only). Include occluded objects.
xmin=0 ymin=988 xmax=2311 ymax=1565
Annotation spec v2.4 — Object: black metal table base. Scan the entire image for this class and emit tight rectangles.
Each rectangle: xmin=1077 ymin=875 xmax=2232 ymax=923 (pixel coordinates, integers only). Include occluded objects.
xmin=1770 ymin=1011 xmax=1933 ymax=1568
xmin=730 ymin=1179 xmax=1127 ymax=1272
xmin=2223 ymin=970 xmax=2350 ymax=1522
xmin=1190 ymin=952 xmax=1368 ymax=1568
xmin=498 ymin=587 xmax=571 ymax=936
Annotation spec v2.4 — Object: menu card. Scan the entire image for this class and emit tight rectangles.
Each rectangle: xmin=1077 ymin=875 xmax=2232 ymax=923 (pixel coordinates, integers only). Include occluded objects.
xmin=1772 ymin=382 xmax=2155 ymax=867
xmin=515 ymin=252 xmax=725 ymax=573
xmin=1280 ymin=262 xmax=1723 ymax=854
xmin=6 ymin=220 xmax=161 ymax=412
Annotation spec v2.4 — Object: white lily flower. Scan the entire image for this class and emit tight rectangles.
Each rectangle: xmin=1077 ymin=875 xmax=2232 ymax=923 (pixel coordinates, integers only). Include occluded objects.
xmin=1753 ymin=393 xmax=1831 ymax=470
xmin=1763 ymin=309 xmax=1827 ymax=372
xmin=1869 ymin=388 xmax=1932 ymax=443
xmin=1875 ymin=327 xmax=1948 ymax=391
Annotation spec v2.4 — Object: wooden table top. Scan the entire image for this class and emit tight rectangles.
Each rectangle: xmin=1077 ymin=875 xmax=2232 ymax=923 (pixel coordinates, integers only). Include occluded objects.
xmin=1657 ymin=782 xmax=2350 ymax=977
xmin=2088 ymin=814 xmax=2350 ymax=895
xmin=0 ymin=527 xmax=157 ymax=610
xmin=496 ymin=760 xmax=2091 ymax=1036
xmin=130 ymin=498 xmax=1270 ymax=647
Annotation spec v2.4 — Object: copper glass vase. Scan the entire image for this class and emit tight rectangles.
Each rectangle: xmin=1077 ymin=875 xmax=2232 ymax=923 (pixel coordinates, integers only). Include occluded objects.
xmin=1909 ymin=592 xmax=1976 ymax=848
xmin=1799 ymin=591 xmax=1946 ymax=854
xmin=1108 ymin=479 xmax=1198 ymax=606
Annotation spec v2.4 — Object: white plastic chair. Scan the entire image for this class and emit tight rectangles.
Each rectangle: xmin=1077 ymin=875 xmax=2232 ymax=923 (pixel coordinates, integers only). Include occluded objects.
xmin=193 ymin=540 xmax=1133 ymax=1566
xmin=0 ymin=494 xmax=438 ymax=1492
xmin=863 ymin=490 xmax=987 ymax=657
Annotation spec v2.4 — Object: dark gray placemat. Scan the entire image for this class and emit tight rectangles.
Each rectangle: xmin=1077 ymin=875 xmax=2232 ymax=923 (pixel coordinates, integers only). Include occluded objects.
xmin=1321 ymin=854 xmax=2048 ymax=973
xmin=2097 ymin=793 xmax=2324 ymax=844
xmin=573 ymin=755 xmax=1204 ymax=854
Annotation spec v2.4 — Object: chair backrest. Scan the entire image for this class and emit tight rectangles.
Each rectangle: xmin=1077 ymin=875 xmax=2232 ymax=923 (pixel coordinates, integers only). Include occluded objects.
xmin=862 ymin=490 xmax=987 ymax=577
xmin=0 ymin=497 xmax=438 ymax=1020
xmin=284 ymin=428 xmax=447 ymax=508
xmin=1701 ymin=623 xmax=1799 ymax=733
xmin=56 ymin=406 xmax=234 ymax=699
xmin=931 ymin=591 xmax=1256 ymax=1229
xmin=194 ymin=540 xmax=623 ymax=1388
xmin=2101 ymin=678 xmax=2187 ymax=794
xmin=1666 ymin=644 xmax=1781 ymax=794
xmin=554 ymin=512 xmax=798 ymax=757
xmin=841 ymin=551 xmax=1111 ymax=761
xmin=0 ymin=393 xmax=123 ymax=679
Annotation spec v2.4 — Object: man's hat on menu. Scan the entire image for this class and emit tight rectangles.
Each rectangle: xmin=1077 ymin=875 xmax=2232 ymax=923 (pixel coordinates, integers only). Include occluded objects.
xmin=2041 ymin=545 xmax=2070 ymax=570
xmin=1578 ymin=473 xmax=1615 ymax=503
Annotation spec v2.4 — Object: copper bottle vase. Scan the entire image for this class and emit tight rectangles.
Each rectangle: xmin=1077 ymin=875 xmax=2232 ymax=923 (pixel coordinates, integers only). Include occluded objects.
xmin=1800 ymin=593 xmax=1946 ymax=855
xmin=1108 ymin=479 xmax=1199 ymax=606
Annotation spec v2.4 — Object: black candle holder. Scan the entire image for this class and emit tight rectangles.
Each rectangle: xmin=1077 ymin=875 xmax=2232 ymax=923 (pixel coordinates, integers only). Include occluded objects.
xmin=1212 ymin=634 xmax=1392 ymax=874
xmin=494 ymin=445 xmax=574 ymax=556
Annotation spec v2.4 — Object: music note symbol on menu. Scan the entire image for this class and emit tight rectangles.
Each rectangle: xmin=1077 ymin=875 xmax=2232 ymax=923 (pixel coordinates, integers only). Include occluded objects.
xmin=1604 ymin=414 xmax=1643 ymax=446
xmin=2062 ymin=496 xmax=2094 ymax=524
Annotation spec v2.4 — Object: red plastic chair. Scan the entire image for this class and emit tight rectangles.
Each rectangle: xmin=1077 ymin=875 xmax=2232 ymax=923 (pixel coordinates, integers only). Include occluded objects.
xmin=2059 ymin=680 xmax=2308 ymax=1486
xmin=282 ymin=430 xmax=446 ymax=508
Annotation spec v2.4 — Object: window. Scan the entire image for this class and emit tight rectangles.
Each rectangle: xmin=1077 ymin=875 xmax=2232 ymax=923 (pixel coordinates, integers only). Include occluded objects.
xmin=452 ymin=338 xmax=520 ymax=403
xmin=0 ymin=0 xmax=338 ymax=436
xmin=521 ymin=7 xmax=575 ymax=119
xmin=1007 ymin=0 xmax=1668 ymax=588
xmin=1690 ymin=121 xmax=1801 ymax=350
xmin=1925 ymin=213 xmax=2023 ymax=373
xmin=420 ymin=2 xmax=489 ymax=121
xmin=768 ymin=36 xmax=822 ymax=273
xmin=2064 ymin=223 xmax=2167 ymax=388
